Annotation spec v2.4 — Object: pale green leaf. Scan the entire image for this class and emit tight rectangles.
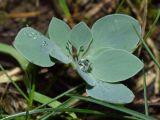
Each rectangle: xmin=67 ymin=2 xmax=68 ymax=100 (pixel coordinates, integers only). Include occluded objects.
xmin=70 ymin=22 xmax=92 ymax=53
xmin=85 ymin=14 xmax=141 ymax=57
xmin=86 ymin=81 xmax=135 ymax=104
xmin=49 ymin=40 xmax=71 ymax=64
xmin=90 ymin=49 xmax=143 ymax=82
xmin=48 ymin=17 xmax=71 ymax=61
xmin=14 ymin=27 xmax=55 ymax=67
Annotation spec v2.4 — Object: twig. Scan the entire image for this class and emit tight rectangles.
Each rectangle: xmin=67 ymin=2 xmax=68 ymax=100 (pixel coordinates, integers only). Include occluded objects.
xmin=126 ymin=0 xmax=143 ymax=24
xmin=141 ymin=0 xmax=148 ymax=37
xmin=147 ymin=38 xmax=160 ymax=94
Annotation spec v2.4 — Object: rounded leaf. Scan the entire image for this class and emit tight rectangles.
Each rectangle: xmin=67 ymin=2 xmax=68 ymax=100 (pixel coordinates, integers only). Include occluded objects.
xmin=49 ymin=42 xmax=71 ymax=64
xmin=14 ymin=27 xmax=55 ymax=67
xmin=70 ymin=22 xmax=92 ymax=53
xmin=86 ymin=81 xmax=135 ymax=104
xmin=90 ymin=49 xmax=143 ymax=82
xmin=85 ymin=14 xmax=141 ymax=57
xmin=48 ymin=17 xmax=71 ymax=63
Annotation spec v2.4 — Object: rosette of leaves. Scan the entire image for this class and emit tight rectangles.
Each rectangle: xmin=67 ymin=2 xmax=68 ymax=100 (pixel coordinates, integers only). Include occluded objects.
xmin=14 ymin=14 xmax=143 ymax=104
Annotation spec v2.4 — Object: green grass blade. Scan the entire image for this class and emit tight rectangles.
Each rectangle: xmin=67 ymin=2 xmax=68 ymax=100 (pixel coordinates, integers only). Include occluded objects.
xmin=59 ymin=0 xmax=71 ymax=18
xmin=0 ymin=43 xmax=29 ymax=70
xmin=132 ymin=25 xmax=160 ymax=69
xmin=25 ymin=73 xmax=36 ymax=120
xmin=115 ymin=0 xmax=125 ymax=13
xmin=35 ymin=83 xmax=83 ymax=109
xmin=1 ymin=108 xmax=103 ymax=120
xmin=1 ymin=108 xmax=48 ymax=120
xmin=0 ymin=65 xmax=29 ymax=100
xmin=37 ymin=97 xmax=80 ymax=120
xmin=38 ymin=96 xmax=102 ymax=120
xmin=34 ymin=92 xmax=62 ymax=108
xmin=66 ymin=94 xmax=155 ymax=120
xmin=33 ymin=85 xmax=84 ymax=120
xmin=144 ymin=10 xmax=160 ymax=40
xmin=143 ymin=69 xmax=149 ymax=116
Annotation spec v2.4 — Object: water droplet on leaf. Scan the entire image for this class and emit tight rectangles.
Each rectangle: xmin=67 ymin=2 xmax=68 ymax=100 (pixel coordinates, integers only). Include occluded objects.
xmin=41 ymin=41 xmax=48 ymax=47
xmin=78 ymin=59 xmax=92 ymax=72
xmin=28 ymin=31 xmax=38 ymax=40
xmin=28 ymin=33 xmax=33 ymax=37
xmin=33 ymin=37 xmax=37 ymax=40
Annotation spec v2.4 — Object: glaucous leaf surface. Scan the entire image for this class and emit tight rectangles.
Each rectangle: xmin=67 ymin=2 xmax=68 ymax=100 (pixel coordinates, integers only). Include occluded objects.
xmin=90 ymin=49 xmax=143 ymax=83
xmin=70 ymin=22 xmax=92 ymax=53
xmin=76 ymin=65 xmax=96 ymax=86
xmin=49 ymin=41 xmax=71 ymax=64
xmin=14 ymin=27 xmax=55 ymax=67
xmin=85 ymin=14 xmax=141 ymax=57
xmin=86 ymin=81 xmax=135 ymax=103
xmin=48 ymin=17 xmax=71 ymax=63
